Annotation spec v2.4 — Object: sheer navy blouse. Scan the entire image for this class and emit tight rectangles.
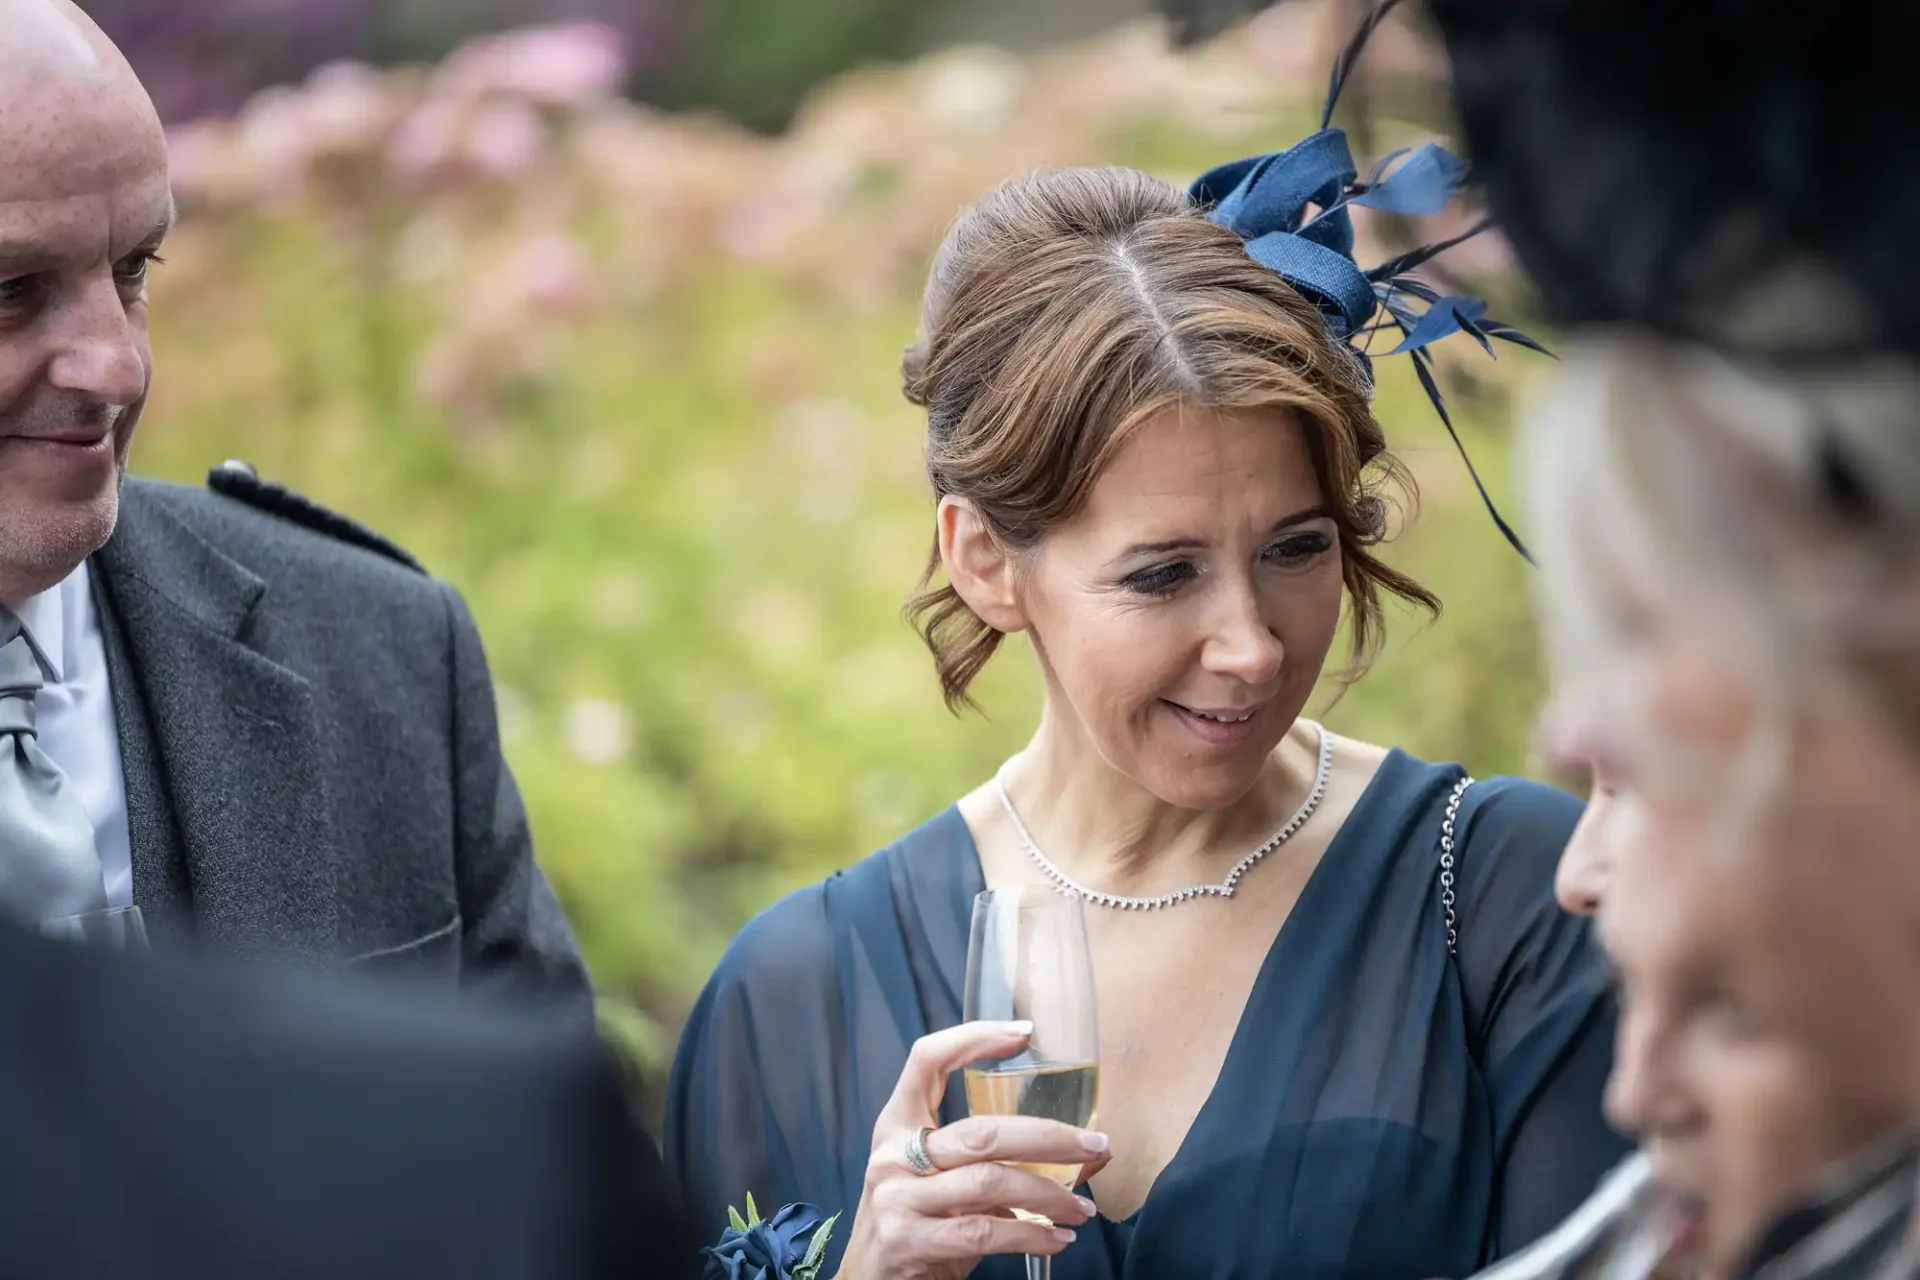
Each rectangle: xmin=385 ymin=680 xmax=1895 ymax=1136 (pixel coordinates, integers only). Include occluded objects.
xmin=667 ymin=751 xmax=1630 ymax=1279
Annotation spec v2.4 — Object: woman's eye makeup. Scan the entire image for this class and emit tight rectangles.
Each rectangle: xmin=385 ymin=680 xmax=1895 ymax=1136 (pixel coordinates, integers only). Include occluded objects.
xmin=1265 ymin=531 xmax=1332 ymax=564
xmin=1121 ymin=560 xmax=1196 ymax=596
xmin=1118 ymin=531 xmax=1333 ymax=597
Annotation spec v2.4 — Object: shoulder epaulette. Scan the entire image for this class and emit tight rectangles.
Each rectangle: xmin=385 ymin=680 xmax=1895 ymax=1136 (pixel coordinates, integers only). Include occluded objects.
xmin=205 ymin=461 xmax=427 ymax=575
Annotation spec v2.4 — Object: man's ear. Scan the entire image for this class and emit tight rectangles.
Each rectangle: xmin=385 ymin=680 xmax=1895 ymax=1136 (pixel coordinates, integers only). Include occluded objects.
xmin=937 ymin=495 xmax=1028 ymax=634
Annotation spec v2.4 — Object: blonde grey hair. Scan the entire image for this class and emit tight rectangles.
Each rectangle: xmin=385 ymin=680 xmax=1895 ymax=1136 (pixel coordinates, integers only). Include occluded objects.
xmin=1519 ymin=329 xmax=1920 ymax=805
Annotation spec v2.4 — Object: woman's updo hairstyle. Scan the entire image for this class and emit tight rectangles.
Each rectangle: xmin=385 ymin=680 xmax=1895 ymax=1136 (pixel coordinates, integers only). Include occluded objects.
xmin=902 ymin=165 xmax=1437 ymax=711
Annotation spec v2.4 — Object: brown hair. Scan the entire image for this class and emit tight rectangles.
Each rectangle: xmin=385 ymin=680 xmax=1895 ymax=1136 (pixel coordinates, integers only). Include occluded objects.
xmin=904 ymin=166 xmax=1438 ymax=712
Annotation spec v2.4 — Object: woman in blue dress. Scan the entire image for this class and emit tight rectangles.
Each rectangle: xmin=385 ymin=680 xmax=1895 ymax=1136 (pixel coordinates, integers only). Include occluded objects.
xmin=667 ymin=92 xmax=1630 ymax=1280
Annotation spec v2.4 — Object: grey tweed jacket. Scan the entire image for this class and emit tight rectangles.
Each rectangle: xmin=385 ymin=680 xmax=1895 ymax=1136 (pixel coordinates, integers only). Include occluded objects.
xmin=88 ymin=471 xmax=591 ymax=1014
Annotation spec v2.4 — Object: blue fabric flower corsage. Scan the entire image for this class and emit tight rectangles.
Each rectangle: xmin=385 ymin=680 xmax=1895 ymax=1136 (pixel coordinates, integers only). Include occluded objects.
xmin=702 ymin=1196 xmax=841 ymax=1280
xmin=1189 ymin=0 xmax=1549 ymax=562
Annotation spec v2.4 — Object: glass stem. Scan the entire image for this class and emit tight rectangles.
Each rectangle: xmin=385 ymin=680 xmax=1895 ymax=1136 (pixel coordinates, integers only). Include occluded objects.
xmin=1026 ymin=1256 xmax=1050 ymax=1280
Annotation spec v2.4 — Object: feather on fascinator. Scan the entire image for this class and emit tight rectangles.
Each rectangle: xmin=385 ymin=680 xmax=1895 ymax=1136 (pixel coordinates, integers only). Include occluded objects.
xmin=1190 ymin=0 xmax=1542 ymax=561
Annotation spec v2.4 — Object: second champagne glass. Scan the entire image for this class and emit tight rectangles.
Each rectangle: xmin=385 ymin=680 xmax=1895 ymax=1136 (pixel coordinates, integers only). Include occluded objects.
xmin=963 ymin=886 xmax=1101 ymax=1280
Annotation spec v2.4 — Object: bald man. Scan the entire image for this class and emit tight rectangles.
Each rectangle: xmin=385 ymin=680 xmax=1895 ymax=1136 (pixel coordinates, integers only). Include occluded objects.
xmin=0 ymin=7 xmax=700 ymax=1275
xmin=0 ymin=1 xmax=587 ymax=1003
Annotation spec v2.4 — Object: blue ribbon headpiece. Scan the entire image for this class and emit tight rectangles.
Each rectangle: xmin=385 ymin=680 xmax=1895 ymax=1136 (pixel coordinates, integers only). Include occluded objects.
xmin=1189 ymin=0 xmax=1541 ymax=562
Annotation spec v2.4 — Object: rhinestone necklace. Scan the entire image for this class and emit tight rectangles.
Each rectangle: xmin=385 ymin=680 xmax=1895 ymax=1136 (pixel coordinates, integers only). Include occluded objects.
xmin=995 ymin=721 xmax=1333 ymax=910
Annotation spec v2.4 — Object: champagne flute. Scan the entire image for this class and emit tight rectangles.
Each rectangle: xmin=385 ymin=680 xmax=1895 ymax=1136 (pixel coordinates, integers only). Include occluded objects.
xmin=963 ymin=886 xmax=1101 ymax=1280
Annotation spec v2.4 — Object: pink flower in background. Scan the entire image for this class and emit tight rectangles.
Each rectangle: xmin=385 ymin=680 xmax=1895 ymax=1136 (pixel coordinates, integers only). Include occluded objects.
xmin=464 ymin=101 xmax=549 ymax=179
xmin=233 ymin=85 xmax=314 ymax=205
xmin=507 ymin=232 xmax=595 ymax=318
xmin=154 ymin=4 xmax=1498 ymax=431
xmin=439 ymin=23 xmax=627 ymax=109
xmin=416 ymin=231 xmax=596 ymax=420
xmin=388 ymin=98 xmax=552 ymax=190
xmin=386 ymin=22 xmax=622 ymax=188
xmin=208 ymin=60 xmax=402 ymax=205
xmin=298 ymin=61 xmax=395 ymax=160
xmin=164 ymin=121 xmax=234 ymax=205
xmin=387 ymin=97 xmax=466 ymax=183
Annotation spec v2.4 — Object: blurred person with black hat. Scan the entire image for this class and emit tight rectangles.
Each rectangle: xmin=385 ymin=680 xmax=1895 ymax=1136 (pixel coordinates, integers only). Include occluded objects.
xmin=1153 ymin=3 xmax=1920 ymax=1277
xmin=1428 ymin=1 xmax=1920 ymax=1276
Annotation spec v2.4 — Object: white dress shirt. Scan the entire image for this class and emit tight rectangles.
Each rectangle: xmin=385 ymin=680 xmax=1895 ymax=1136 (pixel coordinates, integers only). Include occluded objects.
xmin=8 ymin=563 xmax=134 ymax=909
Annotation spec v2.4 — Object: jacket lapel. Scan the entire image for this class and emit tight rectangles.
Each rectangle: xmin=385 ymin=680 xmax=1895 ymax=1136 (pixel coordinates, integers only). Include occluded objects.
xmin=91 ymin=565 xmax=192 ymax=935
xmin=92 ymin=485 xmax=338 ymax=961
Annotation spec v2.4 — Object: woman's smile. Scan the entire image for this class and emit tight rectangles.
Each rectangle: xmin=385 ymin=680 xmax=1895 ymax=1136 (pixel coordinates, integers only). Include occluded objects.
xmin=1162 ymin=698 xmax=1270 ymax=748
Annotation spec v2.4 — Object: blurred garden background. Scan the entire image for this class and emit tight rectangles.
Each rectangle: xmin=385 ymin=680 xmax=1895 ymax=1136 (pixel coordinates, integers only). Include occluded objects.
xmin=86 ymin=0 xmax=1551 ymax=1112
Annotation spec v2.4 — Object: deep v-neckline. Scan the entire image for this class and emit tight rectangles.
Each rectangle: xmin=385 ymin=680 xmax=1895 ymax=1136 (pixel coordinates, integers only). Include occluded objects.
xmin=937 ymin=749 xmax=1411 ymax=1226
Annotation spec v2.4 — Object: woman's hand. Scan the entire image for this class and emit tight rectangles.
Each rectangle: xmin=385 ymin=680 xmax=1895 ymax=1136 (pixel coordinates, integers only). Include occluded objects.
xmin=832 ymin=1020 xmax=1110 ymax=1280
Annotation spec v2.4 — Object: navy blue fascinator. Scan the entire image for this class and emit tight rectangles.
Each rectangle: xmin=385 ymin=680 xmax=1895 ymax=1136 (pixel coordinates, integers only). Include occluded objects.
xmin=1188 ymin=0 xmax=1543 ymax=561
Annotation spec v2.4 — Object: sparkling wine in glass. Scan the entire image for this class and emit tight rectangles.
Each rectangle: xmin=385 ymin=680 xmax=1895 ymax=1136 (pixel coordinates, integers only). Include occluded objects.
xmin=963 ymin=886 xmax=1101 ymax=1280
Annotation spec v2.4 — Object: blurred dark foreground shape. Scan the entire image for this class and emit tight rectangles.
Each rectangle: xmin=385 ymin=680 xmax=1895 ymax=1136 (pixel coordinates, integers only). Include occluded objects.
xmin=0 ymin=921 xmax=699 ymax=1279
xmin=1425 ymin=0 xmax=1920 ymax=359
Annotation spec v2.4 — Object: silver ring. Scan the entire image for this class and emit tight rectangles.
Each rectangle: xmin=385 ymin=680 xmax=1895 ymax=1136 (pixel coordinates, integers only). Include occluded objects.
xmin=904 ymin=1125 xmax=939 ymax=1176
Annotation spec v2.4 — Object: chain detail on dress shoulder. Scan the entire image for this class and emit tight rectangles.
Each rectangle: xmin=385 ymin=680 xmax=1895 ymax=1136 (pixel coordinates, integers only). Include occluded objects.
xmin=1440 ymin=774 xmax=1473 ymax=956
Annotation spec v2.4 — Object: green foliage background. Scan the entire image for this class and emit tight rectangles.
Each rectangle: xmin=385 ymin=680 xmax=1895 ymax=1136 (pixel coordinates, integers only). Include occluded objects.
xmin=138 ymin=22 xmax=1549 ymax=1108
